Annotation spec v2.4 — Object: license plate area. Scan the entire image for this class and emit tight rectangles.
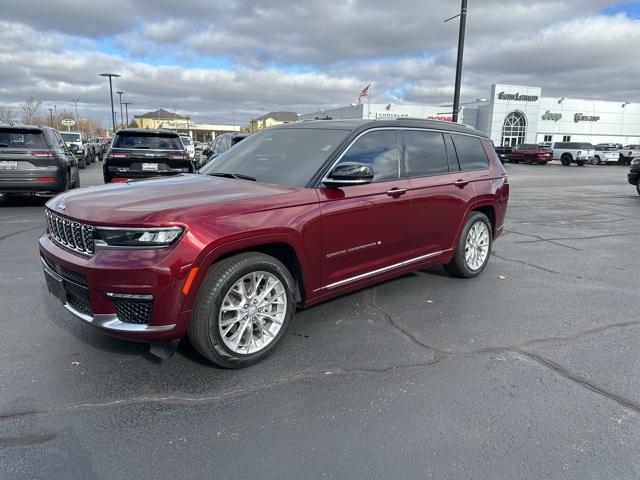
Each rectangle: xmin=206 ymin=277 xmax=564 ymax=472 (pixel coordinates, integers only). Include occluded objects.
xmin=0 ymin=161 xmax=18 ymax=170
xmin=44 ymin=267 xmax=66 ymax=304
xmin=142 ymin=163 xmax=158 ymax=171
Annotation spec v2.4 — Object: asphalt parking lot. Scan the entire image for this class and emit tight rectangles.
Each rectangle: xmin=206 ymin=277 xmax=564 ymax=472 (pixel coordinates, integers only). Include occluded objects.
xmin=1 ymin=161 xmax=639 ymax=479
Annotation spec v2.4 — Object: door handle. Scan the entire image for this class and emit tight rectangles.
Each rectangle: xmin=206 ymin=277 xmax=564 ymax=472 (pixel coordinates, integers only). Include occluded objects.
xmin=386 ymin=187 xmax=408 ymax=197
xmin=453 ymin=179 xmax=469 ymax=188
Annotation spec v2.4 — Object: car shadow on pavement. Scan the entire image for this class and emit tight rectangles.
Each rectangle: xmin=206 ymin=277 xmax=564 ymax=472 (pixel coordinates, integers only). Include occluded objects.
xmin=0 ymin=193 xmax=51 ymax=207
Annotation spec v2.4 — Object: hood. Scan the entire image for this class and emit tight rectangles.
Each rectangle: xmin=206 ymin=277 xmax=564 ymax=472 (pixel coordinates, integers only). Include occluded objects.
xmin=46 ymin=174 xmax=313 ymax=226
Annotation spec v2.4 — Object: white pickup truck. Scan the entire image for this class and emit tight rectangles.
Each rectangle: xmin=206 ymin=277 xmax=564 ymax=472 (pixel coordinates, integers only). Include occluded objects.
xmin=593 ymin=145 xmax=621 ymax=165
xmin=552 ymin=142 xmax=595 ymax=167
xmin=619 ymin=145 xmax=640 ymax=165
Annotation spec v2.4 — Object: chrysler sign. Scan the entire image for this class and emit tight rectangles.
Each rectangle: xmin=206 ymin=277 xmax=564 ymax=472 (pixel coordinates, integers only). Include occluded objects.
xmin=498 ymin=91 xmax=539 ymax=102
xmin=574 ymin=113 xmax=600 ymax=123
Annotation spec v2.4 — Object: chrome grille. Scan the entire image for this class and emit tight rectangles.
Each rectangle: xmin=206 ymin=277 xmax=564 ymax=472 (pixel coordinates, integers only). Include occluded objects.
xmin=46 ymin=210 xmax=95 ymax=254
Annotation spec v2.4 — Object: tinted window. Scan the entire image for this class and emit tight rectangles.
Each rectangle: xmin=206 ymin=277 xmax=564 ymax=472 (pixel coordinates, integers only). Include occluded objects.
xmin=451 ymin=134 xmax=489 ymax=170
xmin=61 ymin=133 xmax=81 ymax=143
xmin=180 ymin=137 xmax=193 ymax=146
xmin=200 ymin=128 xmax=349 ymax=187
xmin=0 ymin=128 xmax=47 ymax=148
xmin=404 ymin=130 xmax=448 ymax=176
xmin=113 ymin=132 xmax=183 ymax=150
xmin=339 ymin=130 xmax=399 ymax=182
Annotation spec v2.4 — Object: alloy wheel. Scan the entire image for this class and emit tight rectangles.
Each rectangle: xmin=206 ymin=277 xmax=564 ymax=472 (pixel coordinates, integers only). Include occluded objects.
xmin=464 ymin=221 xmax=490 ymax=271
xmin=217 ymin=271 xmax=287 ymax=354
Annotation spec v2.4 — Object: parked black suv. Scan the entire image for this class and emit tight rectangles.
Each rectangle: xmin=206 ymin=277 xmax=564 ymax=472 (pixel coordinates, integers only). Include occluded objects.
xmin=628 ymin=158 xmax=640 ymax=196
xmin=0 ymin=125 xmax=80 ymax=195
xmin=103 ymin=128 xmax=194 ymax=183
xmin=202 ymin=132 xmax=250 ymax=167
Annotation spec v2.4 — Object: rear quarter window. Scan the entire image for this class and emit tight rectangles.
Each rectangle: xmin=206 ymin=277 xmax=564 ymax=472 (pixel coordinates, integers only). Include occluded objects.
xmin=451 ymin=134 xmax=489 ymax=171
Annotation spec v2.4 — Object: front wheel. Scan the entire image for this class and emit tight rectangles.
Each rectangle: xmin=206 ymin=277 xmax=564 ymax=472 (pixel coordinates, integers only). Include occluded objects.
xmin=445 ymin=212 xmax=492 ymax=278
xmin=189 ymin=252 xmax=295 ymax=368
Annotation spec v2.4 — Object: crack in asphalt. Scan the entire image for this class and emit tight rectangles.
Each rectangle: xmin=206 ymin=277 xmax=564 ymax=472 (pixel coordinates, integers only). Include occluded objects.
xmin=0 ymin=224 xmax=44 ymax=243
xmin=516 ymin=350 xmax=640 ymax=414
xmin=492 ymin=253 xmax=560 ymax=274
xmin=514 ymin=231 xmax=640 ymax=244
xmin=503 ymin=229 xmax=582 ymax=251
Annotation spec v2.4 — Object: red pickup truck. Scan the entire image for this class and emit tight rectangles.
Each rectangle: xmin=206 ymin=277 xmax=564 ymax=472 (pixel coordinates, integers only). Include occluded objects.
xmin=40 ymin=119 xmax=509 ymax=367
xmin=510 ymin=143 xmax=553 ymax=165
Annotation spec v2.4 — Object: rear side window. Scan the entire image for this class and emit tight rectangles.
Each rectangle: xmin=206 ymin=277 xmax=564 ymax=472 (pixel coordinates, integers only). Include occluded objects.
xmin=451 ymin=134 xmax=489 ymax=171
xmin=403 ymin=130 xmax=449 ymax=176
xmin=0 ymin=128 xmax=47 ymax=148
xmin=113 ymin=132 xmax=183 ymax=150
xmin=339 ymin=130 xmax=400 ymax=182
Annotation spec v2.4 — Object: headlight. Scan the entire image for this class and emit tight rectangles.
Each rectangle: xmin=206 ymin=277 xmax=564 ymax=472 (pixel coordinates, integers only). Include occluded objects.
xmin=94 ymin=226 xmax=184 ymax=247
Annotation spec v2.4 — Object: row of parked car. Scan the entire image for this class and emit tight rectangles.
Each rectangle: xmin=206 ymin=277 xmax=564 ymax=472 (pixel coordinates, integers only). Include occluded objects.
xmin=495 ymin=142 xmax=640 ymax=166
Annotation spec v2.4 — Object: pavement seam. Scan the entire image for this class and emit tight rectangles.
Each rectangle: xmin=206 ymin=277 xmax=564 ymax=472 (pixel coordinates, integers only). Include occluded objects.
xmin=0 ymin=224 xmax=44 ymax=243
xmin=492 ymin=253 xmax=560 ymax=274
xmin=515 ymin=349 xmax=640 ymax=414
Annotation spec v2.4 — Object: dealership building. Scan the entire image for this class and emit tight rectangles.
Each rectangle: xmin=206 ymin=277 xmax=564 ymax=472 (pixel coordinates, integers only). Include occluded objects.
xmin=301 ymin=83 xmax=640 ymax=146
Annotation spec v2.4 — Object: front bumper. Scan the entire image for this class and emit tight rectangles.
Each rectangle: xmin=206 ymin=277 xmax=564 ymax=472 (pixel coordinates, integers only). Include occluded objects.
xmin=39 ymin=233 xmax=200 ymax=341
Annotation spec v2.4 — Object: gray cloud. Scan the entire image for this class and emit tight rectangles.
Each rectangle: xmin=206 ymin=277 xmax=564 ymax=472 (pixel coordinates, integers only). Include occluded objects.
xmin=0 ymin=1 xmax=638 ymax=126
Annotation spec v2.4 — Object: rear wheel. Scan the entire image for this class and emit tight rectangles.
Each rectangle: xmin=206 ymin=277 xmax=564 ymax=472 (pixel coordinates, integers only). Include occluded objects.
xmin=78 ymin=155 xmax=86 ymax=169
xmin=592 ymin=156 xmax=600 ymax=165
xmin=560 ymin=154 xmax=572 ymax=166
xmin=189 ymin=252 xmax=295 ymax=368
xmin=445 ymin=212 xmax=492 ymax=278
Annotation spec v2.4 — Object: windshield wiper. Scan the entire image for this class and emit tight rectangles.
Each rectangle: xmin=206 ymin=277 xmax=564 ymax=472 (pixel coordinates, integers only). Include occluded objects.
xmin=208 ymin=172 xmax=256 ymax=181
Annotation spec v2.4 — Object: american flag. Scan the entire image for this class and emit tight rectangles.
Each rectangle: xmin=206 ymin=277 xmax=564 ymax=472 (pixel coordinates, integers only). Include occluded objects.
xmin=357 ymin=84 xmax=370 ymax=103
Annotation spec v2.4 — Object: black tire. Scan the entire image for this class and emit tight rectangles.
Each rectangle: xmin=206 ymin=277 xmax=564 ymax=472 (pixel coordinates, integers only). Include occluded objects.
xmin=444 ymin=211 xmax=492 ymax=279
xmin=593 ymin=156 xmax=600 ymax=165
xmin=188 ymin=252 xmax=295 ymax=368
xmin=636 ymin=181 xmax=640 ymax=196
xmin=576 ymin=160 xmax=585 ymax=167
xmin=78 ymin=155 xmax=86 ymax=169
xmin=72 ymin=171 xmax=80 ymax=189
xmin=560 ymin=154 xmax=572 ymax=166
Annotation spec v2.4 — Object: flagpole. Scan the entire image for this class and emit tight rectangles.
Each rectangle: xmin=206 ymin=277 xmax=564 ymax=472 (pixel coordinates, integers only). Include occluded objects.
xmin=368 ymin=81 xmax=372 ymax=119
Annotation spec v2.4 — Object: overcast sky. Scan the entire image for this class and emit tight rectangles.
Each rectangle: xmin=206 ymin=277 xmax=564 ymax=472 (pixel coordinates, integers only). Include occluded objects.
xmin=1 ymin=0 xmax=639 ymax=126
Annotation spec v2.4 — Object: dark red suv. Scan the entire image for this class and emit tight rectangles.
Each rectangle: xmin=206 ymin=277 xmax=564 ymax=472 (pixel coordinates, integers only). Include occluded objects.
xmin=510 ymin=143 xmax=552 ymax=164
xmin=40 ymin=119 xmax=509 ymax=367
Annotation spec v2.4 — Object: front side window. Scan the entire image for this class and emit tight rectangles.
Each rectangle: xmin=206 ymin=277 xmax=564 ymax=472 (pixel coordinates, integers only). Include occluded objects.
xmin=201 ymin=128 xmax=349 ymax=187
xmin=403 ymin=130 xmax=448 ymax=177
xmin=337 ymin=130 xmax=399 ymax=182
xmin=451 ymin=134 xmax=489 ymax=171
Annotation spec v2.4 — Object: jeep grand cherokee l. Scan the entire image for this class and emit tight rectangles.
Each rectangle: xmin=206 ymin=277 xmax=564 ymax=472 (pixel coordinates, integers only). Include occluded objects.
xmin=510 ymin=144 xmax=552 ymax=164
xmin=40 ymin=119 xmax=509 ymax=368
xmin=1 ymin=125 xmax=80 ymax=195
xmin=103 ymin=128 xmax=193 ymax=183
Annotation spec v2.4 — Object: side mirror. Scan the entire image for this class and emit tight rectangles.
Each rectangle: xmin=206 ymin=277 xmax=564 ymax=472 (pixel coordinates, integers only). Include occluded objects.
xmin=68 ymin=144 xmax=79 ymax=152
xmin=323 ymin=162 xmax=374 ymax=187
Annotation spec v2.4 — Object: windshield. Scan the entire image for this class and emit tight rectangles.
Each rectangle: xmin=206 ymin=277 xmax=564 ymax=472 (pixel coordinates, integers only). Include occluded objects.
xmin=61 ymin=133 xmax=81 ymax=143
xmin=180 ymin=137 xmax=193 ymax=146
xmin=200 ymin=128 xmax=349 ymax=187
xmin=112 ymin=132 xmax=183 ymax=150
xmin=0 ymin=128 xmax=47 ymax=148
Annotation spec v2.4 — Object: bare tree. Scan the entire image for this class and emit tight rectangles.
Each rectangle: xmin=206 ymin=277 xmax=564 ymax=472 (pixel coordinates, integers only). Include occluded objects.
xmin=21 ymin=96 xmax=42 ymax=125
xmin=0 ymin=106 xmax=16 ymax=124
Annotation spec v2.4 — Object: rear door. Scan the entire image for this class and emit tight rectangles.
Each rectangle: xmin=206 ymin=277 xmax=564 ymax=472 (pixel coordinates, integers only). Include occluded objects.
xmin=404 ymin=129 xmax=475 ymax=255
xmin=318 ymin=129 xmax=412 ymax=289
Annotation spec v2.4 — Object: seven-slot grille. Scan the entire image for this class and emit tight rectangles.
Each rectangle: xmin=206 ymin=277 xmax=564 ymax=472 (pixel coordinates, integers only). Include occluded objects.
xmin=45 ymin=210 xmax=95 ymax=254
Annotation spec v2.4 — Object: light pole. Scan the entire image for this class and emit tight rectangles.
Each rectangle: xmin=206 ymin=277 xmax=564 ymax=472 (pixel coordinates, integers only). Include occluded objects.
xmin=173 ymin=102 xmax=178 ymax=133
xmin=445 ymin=0 xmax=468 ymax=123
xmin=48 ymin=108 xmax=54 ymax=127
xmin=116 ymin=91 xmax=124 ymax=127
xmin=122 ymin=102 xmax=132 ymax=126
xmin=99 ymin=73 xmax=121 ymax=133
xmin=72 ymin=98 xmax=79 ymax=123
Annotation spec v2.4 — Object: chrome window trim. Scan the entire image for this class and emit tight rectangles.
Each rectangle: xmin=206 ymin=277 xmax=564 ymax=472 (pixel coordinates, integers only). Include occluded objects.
xmin=318 ymin=126 xmax=488 ymax=187
xmin=323 ymin=250 xmax=446 ymax=290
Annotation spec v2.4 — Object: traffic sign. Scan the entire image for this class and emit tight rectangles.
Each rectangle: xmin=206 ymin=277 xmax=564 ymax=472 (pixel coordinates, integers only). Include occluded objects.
xmin=61 ymin=119 xmax=76 ymax=127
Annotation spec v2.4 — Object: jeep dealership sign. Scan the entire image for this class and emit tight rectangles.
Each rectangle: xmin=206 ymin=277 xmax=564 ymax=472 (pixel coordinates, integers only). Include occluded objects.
xmin=541 ymin=111 xmax=562 ymax=122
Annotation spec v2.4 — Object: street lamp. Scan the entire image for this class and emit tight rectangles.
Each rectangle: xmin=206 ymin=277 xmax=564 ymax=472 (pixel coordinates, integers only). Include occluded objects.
xmin=122 ymin=102 xmax=132 ymax=126
xmin=72 ymin=98 xmax=79 ymax=122
xmin=116 ymin=91 xmax=124 ymax=127
xmin=99 ymin=73 xmax=121 ymax=133
xmin=445 ymin=0 xmax=468 ymax=123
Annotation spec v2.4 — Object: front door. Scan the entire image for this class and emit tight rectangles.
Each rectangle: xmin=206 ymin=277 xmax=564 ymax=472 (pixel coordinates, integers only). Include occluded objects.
xmin=317 ymin=129 xmax=412 ymax=289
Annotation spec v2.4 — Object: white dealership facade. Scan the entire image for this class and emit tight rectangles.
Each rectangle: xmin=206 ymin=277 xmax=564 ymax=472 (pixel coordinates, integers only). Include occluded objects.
xmin=301 ymin=83 xmax=640 ymax=146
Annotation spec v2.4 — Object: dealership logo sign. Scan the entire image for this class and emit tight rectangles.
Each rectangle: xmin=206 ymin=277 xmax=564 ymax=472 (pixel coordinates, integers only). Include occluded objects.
xmin=497 ymin=91 xmax=539 ymax=102
xmin=574 ymin=113 xmax=600 ymax=123
xmin=541 ymin=110 xmax=562 ymax=122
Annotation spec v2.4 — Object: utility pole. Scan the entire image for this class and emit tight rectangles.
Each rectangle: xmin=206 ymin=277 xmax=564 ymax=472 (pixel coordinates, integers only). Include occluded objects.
xmin=122 ymin=102 xmax=132 ymax=126
xmin=99 ymin=73 xmax=121 ymax=133
xmin=445 ymin=0 xmax=468 ymax=123
xmin=116 ymin=91 xmax=124 ymax=127
xmin=48 ymin=108 xmax=54 ymax=127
